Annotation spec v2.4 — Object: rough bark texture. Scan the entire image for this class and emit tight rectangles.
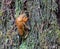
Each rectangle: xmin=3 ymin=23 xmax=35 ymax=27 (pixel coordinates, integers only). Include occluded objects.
xmin=56 ymin=0 xmax=60 ymax=27
xmin=0 ymin=0 xmax=60 ymax=49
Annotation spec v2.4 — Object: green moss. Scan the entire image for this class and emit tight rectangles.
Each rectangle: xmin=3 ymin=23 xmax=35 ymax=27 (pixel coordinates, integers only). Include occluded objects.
xmin=19 ymin=42 xmax=27 ymax=49
xmin=0 ymin=10 xmax=3 ymax=16
xmin=0 ymin=19 xmax=2 ymax=24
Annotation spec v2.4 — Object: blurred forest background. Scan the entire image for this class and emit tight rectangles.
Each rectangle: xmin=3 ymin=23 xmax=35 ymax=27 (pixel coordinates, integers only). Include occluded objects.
xmin=0 ymin=0 xmax=60 ymax=49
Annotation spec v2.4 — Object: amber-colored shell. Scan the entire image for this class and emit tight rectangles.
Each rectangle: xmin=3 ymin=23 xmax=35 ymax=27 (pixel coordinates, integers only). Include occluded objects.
xmin=15 ymin=13 xmax=28 ymax=36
